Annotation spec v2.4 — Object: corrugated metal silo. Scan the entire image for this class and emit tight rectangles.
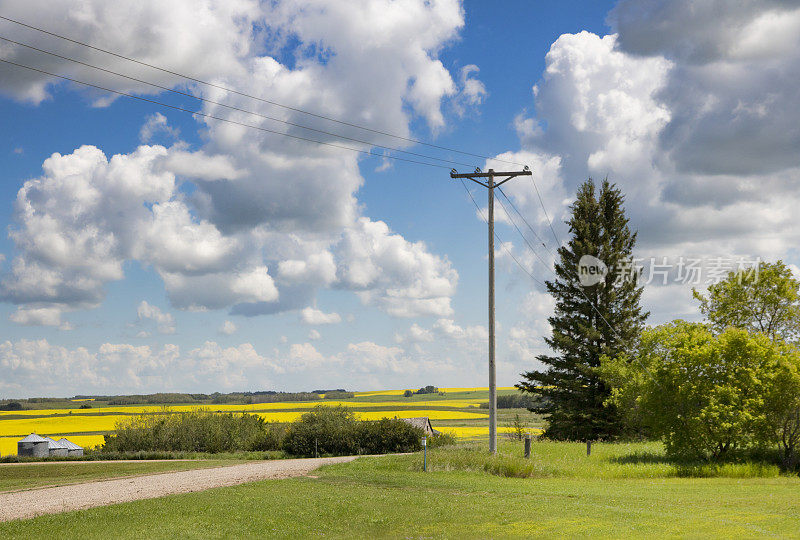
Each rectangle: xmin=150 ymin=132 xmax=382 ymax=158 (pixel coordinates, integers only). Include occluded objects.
xmin=17 ymin=433 xmax=49 ymax=457
xmin=58 ymin=438 xmax=84 ymax=457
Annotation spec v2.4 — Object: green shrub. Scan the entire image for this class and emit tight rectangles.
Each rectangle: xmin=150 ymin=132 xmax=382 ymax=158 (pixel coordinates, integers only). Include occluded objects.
xmin=281 ymin=406 xmax=425 ymax=457
xmin=357 ymin=419 xmax=423 ymax=454
xmin=428 ymin=431 xmax=457 ymax=448
xmin=601 ymin=322 xmax=800 ymax=460
xmin=102 ymin=409 xmax=283 ymax=453
xmin=403 ymin=390 xmax=414 ymax=398
xmin=282 ymin=406 xmax=360 ymax=457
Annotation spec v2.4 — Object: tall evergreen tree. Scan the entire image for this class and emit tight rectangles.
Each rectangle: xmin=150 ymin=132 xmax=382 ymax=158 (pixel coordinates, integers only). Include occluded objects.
xmin=518 ymin=179 xmax=648 ymax=440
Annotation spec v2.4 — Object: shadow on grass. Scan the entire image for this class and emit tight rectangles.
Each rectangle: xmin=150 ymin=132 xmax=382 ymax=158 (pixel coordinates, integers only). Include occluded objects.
xmin=612 ymin=449 xmax=788 ymax=478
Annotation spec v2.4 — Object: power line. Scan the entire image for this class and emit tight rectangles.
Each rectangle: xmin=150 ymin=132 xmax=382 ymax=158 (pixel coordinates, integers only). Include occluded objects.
xmin=0 ymin=14 xmax=525 ymax=167
xmin=0 ymin=57 xmax=454 ymax=170
xmin=493 ymin=191 xmax=554 ymax=276
xmin=0 ymin=34 xmax=477 ymax=170
xmin=530 ymin=175 xmax=560 ymax=247
xmin=497 ymin=185 xmax=554 ymax=256
xmin=458 ymin=178 xmax=545 ymax=287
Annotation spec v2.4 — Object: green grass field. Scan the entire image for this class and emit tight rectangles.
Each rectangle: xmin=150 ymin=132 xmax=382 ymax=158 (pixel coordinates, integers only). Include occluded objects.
xmin=0 ymin=460 xmax=246 ymax=492
xmin=2 ymin=440 xmax=799 ymax=538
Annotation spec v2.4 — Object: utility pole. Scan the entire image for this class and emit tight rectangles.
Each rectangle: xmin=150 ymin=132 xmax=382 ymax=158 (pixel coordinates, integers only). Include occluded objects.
xmin=450 ymin=166 xmax=532 ymax=454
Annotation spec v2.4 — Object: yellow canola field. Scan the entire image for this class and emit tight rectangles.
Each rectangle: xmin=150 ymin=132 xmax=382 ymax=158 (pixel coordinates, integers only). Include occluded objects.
xmin=439 ymin=426 xmax=543 ymax=439
xmin=354 ymin=390 xmax=406 ymax=397
xmin=0 ymin=415 xmax=128 ymax=437
xmin=0 ymin=400 xmax=485 ymax=417
xmin=355 ymin=410 xmax=486 ymax=421
xmin=354 ymin=387 xmax=516 ymax=396
xmin=257 ymin=409 xmax=487 ymax=423
xmin=0 ymin=409 xmax=487 ymax=438
xmin=439 ymin=387 xmax=515 ymax=393
xmin=0 ymin=435 xmax=105 ymax=456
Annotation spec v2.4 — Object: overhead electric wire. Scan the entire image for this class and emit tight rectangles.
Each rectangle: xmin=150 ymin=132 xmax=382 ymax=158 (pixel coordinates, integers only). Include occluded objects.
xmin=0 ymin=34 xmax=477 ymax=169
xmin=0 ymin=14 xmax=525 ymax=167
xmin=529 ymin=175 xmax=560 ymax=247
xmin=0 ymin=57 xmax=454 ymax=170
xmin=496 ymin=185 xmax=554 ymax=256
xmin=493 ymin=191 xmax=554 ymax=275
xmin=458 ymin=178 xmax=546 ymax=287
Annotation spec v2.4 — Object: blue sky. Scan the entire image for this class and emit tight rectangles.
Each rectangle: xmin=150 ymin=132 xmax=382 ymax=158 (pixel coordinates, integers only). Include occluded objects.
xmin=1 ymin=0 xmax=799 ymax=398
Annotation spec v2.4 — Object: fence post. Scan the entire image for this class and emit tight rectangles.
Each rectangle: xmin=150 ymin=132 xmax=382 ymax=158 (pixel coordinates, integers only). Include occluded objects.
xmin=422 ymin=436 xmax=427 ymax=472
xmin=524 ymin=433 xmax=531 ymax=459
xmin=586 ymin=440 xmax=592 ymax=456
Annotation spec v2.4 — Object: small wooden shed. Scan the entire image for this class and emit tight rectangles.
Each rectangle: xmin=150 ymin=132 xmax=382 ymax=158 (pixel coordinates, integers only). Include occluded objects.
xmin=400 ymin=417 xmax=439 ymax=436
xmin=17 ymin=433 xmax=49 ymax=457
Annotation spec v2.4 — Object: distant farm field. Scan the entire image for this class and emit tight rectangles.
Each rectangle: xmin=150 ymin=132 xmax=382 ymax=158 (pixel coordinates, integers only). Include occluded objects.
xmin=0 ymin=388 xmax=538 ymax=456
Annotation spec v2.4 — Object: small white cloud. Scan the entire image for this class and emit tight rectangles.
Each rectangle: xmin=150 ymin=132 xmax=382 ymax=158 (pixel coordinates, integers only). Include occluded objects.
xmin=453 ymin=64 xmax=487 ymax=116
xmin=300 ymin=307 xmax=342 ymax=325
xmin=219 ymin=320 xmax=237 ymax=335
xmin=395 ymin=323 xmax=434 ymax=343
xmin=139 ymin=113 xmax=179 ymax=143
xmin=137 ymin=301 xmax=176 ymax=334
xmin=308 ymin=329 xmax=321 ymax=340
xmin=9 ymin=306 xmax=63 ymax=327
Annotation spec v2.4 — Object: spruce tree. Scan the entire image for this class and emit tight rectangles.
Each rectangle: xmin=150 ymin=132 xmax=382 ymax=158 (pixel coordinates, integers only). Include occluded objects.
xmin=518 ymin=179 xmax=648 ymax=440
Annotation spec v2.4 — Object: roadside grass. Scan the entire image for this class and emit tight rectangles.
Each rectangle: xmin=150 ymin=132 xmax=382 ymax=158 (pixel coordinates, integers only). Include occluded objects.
xmin=0 ymin=460 xmax=247 ymax=492
xmin=412 ymin=440 xmax=783 ymax=479
xmin=2 ymin=442 xmax=799 ymax=538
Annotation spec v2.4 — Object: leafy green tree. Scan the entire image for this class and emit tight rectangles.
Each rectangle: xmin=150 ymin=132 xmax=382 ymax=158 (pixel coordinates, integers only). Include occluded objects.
xmin=760 ymin=353 xmax=800 ymax=469
xmin=693 ymin=261 xmax=800 ymax=343
xmin=518 ymin=179 xmax=648 ymax=440
xmin=600 ymin=322 xmax=797 ymax=460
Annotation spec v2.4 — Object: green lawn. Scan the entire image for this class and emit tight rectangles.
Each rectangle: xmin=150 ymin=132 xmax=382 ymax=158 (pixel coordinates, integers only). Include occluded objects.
xmin=2 ymin=441 xmax=799 ymax=538
xmin=0 ymin=460 xmax=245 ymax=492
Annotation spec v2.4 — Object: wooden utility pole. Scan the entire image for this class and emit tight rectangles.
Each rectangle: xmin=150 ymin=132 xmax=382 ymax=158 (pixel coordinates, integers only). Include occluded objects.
xmin=450 ymin=166 xmax=532 ymax=454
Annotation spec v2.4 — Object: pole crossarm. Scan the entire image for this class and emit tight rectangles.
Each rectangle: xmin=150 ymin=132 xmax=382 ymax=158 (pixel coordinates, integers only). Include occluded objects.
xmin=450 ymin=167 xmax=532 ymax=189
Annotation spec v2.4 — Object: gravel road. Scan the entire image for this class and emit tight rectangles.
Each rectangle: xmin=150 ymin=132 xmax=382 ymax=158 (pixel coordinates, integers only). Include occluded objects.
xmin=0 ymin=456 xmax=357 ymax=522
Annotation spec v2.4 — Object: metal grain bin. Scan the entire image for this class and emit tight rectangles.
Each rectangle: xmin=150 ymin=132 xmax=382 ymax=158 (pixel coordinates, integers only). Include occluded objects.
xmin=44 ymin=437 xmax=69 ymax=457
xmin=17 ymin=433 xmax=49 ymax=457
xmin=58 ymin=438 xmax=84 ymax=457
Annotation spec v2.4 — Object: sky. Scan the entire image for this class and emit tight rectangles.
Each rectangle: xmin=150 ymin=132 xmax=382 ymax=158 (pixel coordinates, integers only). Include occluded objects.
xmin=1 ymin=0 xmax=799 ymax=398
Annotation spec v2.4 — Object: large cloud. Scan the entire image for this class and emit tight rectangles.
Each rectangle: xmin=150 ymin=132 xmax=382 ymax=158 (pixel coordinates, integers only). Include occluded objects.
xmin=613 ymin=0 xmax=800 ymax=176
xmin=510 ymin=29 xmax=800 ymax=257
xmin=1 ymin=0 xmax=469 ymax=324
xmin=499 ymin=5 xmax=800 ymax=332
xmin=0 ymin=0 xmax=260 ymax=104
